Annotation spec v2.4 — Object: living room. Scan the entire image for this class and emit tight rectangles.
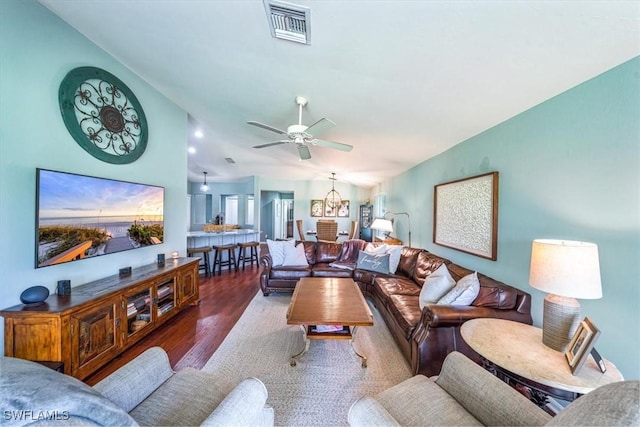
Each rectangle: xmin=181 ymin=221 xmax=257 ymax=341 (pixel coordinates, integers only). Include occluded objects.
xmin=1 ymin=0 xmax=638 ymax=425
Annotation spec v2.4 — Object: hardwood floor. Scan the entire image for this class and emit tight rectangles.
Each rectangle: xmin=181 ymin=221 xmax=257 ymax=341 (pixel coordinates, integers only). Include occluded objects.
xmin=84 ymin=265 xmax=263 ymax=386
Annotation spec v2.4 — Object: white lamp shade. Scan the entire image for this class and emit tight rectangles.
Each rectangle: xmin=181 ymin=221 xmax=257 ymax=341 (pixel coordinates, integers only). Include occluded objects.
xmin=370 ymin=218 xmax=393 ymax=233
xmin=529 ymin=239 xmax=602 ymax=299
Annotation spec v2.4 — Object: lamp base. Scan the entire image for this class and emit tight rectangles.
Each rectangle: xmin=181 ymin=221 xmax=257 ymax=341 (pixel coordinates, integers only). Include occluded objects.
xmin=542 ymin=294 xmax=581 ymax=352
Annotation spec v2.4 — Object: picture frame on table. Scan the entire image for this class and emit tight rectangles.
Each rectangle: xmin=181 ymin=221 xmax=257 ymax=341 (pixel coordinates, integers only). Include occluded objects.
xmin=311 ymin=200 xmax=324 ymax=217
xmin=565 ymin=317 xmax=601 ymax=375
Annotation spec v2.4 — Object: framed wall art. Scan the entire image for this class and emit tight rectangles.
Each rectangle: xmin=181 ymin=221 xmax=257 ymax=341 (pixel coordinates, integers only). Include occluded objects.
xmin=324 ymin=201 xmax=337 ymax=217
xmin=337 ymin=200 xmax=350 ymax=218
xmin=565 ymin=317 xmax=601 ymax=375
xmin=433 ymin=171 xmax=499 ymax=260
xmin=311 ymin=200 xmax=324 ymax=217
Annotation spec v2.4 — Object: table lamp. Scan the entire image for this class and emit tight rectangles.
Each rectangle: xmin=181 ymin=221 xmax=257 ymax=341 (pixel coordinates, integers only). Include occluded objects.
xmin=529 ymin=239 xmax=602 ymax=352
xmin=370 ymin=218 xmax=393 ymax=240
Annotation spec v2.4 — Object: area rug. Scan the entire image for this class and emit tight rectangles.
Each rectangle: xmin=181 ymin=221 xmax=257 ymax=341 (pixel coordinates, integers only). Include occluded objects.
xmin=202 ymin=291 xmax=412 ymax=426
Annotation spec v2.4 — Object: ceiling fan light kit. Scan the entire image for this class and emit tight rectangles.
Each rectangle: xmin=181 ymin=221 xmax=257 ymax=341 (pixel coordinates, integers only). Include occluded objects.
xmin=248 ymin=96 xmax=353 ymax=160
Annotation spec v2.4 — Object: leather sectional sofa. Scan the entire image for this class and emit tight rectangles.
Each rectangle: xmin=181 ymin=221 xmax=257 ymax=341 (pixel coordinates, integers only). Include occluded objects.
xmin=259 ymin=240 xmax=532 ymax=376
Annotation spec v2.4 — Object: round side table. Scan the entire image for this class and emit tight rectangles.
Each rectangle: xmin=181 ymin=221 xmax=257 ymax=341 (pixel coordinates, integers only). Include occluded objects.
xmin=461 ymin=318 xmax=623 ymax=410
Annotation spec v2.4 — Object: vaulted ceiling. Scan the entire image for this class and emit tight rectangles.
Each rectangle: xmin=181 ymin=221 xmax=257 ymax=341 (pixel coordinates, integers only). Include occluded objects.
xmin=40 ymin=0 xmax=639 ymax=187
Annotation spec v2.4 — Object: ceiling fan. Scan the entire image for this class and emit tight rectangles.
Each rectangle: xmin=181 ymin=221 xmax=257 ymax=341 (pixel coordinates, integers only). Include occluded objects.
xmin=247 ymin=96 xmax=353 ymax=160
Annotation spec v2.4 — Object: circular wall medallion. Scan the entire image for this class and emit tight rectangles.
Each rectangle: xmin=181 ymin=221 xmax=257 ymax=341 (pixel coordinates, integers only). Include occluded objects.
xmin=58 ymin=66 xmax=148 ymax=164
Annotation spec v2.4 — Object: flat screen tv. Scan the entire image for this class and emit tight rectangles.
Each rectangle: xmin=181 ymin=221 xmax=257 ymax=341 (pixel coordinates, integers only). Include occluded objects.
xmin=36 ymin=168 xmax=164 ymax=268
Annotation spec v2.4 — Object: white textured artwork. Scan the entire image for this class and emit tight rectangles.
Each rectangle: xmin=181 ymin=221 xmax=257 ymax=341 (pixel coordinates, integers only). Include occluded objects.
xmin=434 ymin=172 xmax=498 ymax=260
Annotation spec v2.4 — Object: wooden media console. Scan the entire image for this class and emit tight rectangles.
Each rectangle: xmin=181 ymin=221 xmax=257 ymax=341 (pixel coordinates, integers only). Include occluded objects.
xmin=1 ymin=257 xmax=200 ymax=380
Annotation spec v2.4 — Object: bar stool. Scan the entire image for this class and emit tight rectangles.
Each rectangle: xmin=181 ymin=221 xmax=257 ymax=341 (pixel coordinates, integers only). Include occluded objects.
xmin=187 ymin=247 xmax=212 ymax=277
xmin=212 ymin=244 xmax=238 ymax=276
xmin=237 ymin=241 xmax=260 ymax=270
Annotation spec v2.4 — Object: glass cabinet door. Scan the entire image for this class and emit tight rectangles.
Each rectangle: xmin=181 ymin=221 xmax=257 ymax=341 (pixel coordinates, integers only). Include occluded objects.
xmin=156 ymin=278 xmax=176 ymax=318
xmin=125 ymin=287 xmax=153 ymax=339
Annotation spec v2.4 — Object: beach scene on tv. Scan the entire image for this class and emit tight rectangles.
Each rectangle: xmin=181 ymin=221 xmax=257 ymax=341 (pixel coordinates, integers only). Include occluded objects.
xmin=37 ymin=169 xmax=164 ymax=268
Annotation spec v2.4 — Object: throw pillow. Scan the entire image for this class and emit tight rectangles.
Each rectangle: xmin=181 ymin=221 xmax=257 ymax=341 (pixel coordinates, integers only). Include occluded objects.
xmin=385 ymin=245 xmax=403 ymax=274
xmin=419 ymin=263 xmax=456 ymax=309
xmin=266 ymin=239 xmax=295 ymax=266
xmin=364 ymin=243 xmax=388 ymax=255
xmin=282 ymin=243 xmax=309 ymax=266
xmin=437 ymin=271 xmax=481 ymax=306
xmin=356 ymin=250 xmax=390 ymax=274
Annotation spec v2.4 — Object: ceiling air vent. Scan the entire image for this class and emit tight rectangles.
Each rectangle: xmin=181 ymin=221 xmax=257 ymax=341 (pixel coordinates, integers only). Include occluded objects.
xmin=263 ymin=0 xmax=310 ymax=45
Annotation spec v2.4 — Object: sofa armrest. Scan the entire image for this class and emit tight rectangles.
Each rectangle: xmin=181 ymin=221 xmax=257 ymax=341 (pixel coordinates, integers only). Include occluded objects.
xmin=259 ymin=254 xmax=274 ymax=295
xmin=436 ymin=352 xmax=551 ymax=426
xmin=423 ymin=304 xmax=532 ymax=328
xmin=259 ymin=253 xmax=273 ymax=270
xmin=348 ymin=396 xmax=401 ymax=427
xmin=93 ymin=346 xmax=174 ymax=412
xmin=201 ymin=377 xmax=272 ymax=427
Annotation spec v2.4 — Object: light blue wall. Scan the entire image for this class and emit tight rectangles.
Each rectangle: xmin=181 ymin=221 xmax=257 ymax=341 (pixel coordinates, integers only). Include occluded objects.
xmin=258 ymin=177 xmax=370 ymax=238
xmin=377 ymin=57 xmax=640 ymax=379
xmin=188 ymin=178 xmax=255 ymax=229
xmin=0 ymin=0 xmax=188 ymax=351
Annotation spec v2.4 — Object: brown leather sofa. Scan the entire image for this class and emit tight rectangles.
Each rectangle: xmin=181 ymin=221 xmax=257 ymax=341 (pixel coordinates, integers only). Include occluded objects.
xmin=259 ymin=240 xmax=355 ymax=294
xmin=260 ymin=240 xmax=532 ymax=376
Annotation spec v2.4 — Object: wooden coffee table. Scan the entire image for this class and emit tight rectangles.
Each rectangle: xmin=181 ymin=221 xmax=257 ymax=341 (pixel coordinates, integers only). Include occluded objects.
xmin=287 ymin=277 xmax=374 ymax=367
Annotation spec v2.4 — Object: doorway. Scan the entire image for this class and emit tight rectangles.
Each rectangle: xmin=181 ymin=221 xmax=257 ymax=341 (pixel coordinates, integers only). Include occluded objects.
xmin=260 ymin=191 xmax=294 ymax=241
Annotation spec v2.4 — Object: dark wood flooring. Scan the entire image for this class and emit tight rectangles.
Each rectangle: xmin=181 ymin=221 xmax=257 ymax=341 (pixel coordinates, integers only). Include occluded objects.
xmin=84 ymin=265 xmax=262 ymax=386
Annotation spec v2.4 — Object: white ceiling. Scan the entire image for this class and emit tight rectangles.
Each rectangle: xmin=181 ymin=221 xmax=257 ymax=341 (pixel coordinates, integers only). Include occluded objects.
xmin=40 ymin=0 xmax=639 ymax=187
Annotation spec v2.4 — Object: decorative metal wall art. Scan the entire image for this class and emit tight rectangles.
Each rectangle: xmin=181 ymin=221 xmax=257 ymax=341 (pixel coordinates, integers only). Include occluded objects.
xmin=433 ymin=172 xmax=499 ymax=260
xmin=59 ymin=66 xmax=148 ymax=164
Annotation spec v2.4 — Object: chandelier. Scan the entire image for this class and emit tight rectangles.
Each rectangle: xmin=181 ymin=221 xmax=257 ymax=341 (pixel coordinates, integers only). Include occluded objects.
xmin=324 ymin=172 xmax=342 ymax=209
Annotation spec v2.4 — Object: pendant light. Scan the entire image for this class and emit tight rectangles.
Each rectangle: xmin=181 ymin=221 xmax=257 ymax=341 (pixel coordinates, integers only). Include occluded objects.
xmin=324 ymin=172 xmax=342 ymax=209
xmin=200 ymin=171 xmax=210 ymax=192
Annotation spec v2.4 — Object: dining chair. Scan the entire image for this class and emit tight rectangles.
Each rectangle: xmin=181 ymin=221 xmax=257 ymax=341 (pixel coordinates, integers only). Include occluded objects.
xmin=348 ymin=220 xmax=359 ymax=239
xmin=296 ymin=219 xmax=306 ymax=241
xmin=316 ymin=221 xmax=338 ymax=242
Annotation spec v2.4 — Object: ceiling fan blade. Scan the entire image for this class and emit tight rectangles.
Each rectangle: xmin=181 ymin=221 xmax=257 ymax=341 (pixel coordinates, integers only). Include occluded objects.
xmin=311 ymin=139 xmax=353 ymax=152
xmin=247 ymin=121 xmax=288 ymax=135
xmin=304 ymin=118 xmax=335 ymax=137
xmin=253 ymin=140 xmax=288 ymax=149
xmin=297 ymin=144 xmax=312 ymax=160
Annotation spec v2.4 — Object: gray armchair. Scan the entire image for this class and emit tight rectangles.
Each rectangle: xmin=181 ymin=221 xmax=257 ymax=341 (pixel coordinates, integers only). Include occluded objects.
xmin=1 ymin=347 xmax=274 ymax=426
xmin=348 ymin=351 xmax=639 ymax=426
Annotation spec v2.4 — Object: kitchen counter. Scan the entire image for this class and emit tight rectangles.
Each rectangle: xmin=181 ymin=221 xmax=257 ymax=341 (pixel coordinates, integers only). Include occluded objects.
xmin=187 ymin=229 xmax=260 ymax=248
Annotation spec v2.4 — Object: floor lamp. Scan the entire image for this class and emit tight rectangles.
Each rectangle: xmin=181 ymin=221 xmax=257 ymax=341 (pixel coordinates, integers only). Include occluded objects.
xmin=529 ymin=239 xmax=602 ymax=352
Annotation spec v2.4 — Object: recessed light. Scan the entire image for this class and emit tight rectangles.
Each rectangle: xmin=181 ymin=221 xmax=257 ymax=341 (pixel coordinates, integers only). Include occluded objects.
xmin=188 ymin=146 xmax=196 ymax=154
xmin=194 ymin=130 xmax=204 ymax=138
